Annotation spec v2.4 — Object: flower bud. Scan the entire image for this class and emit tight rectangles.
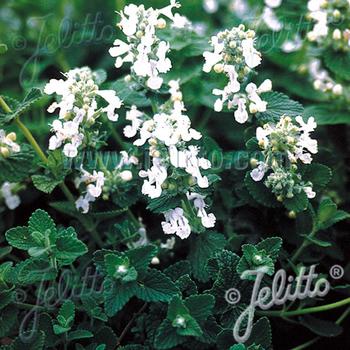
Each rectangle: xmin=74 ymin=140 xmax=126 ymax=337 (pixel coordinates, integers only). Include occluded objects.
xmin=214 ymin=63 xmax=224 ymax=73
xmin=332 ymin=84 xmax=343 ymax=95
xmin=136 ymin=30 xmax=144 ymax=38
xmin=156 ymin=18 xmax=166 ymax=29
xmin=0 ymin=147 xmax=10 ymax=158
xmin=124 ymin=75 xmax=132 ymax=83
xmin=288 ymin=210 xmax=296 ymax=219
xmin=250 ymin=158 xmax=258 ymax=168
xmin=332 ymin=29 xmax=342 ymax=40
xmin=151 ymin=256 xmax=160 ymax=265
xmin=333 ymin=9 xmax=341 ymax=19
xmin=277 ymin=195 xmax=284 ymax=202
xmin=6 ymin=132 xmax=17 ymax=142
xmin=120 ymin=170 xmax=133 ymax=182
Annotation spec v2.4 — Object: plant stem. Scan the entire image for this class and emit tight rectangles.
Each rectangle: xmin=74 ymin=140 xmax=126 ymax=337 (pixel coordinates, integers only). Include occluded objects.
xmin=258 ymin=297 xmax=350 ymax=318
xmin=117 ymin=303 xmax=147 ymax=347
xmin=0 ymin=94 xmax=103 ymax=246
xmin=291 ymin=222 xmax=317 ymax=264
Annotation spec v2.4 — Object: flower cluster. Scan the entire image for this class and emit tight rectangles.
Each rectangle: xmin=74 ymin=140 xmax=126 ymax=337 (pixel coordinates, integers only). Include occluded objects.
xmin=306 ymin=0 xmax=350 ymax=50
xmin=308 ymin=59 xmax=343 ymax=95
xmin=74 ymin=151 xmax=138 ymax=213
xmin=251 ymin=115 xmax=318 ymax=200
xmin=75 ymin=168 xmax=105 ymax=214
xmin=109 ymin=1 xmax=183 ymax=90
xmin=0 ymin=182 xmax=21 ymax=210
xmin=45 ymin=67 xmax=122 ymax=158
xmin=203 ymin=25 xmax=272 ymax=123
xmin=0 ymin=130 xmax=20 ymax=158
xmin=124 ymin=81 xmax=216 ymax=238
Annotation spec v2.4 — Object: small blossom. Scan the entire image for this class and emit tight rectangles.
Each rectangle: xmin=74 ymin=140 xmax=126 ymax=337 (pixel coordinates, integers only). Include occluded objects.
xmin=1 ymin=182 xmax=21 ymax=210
xmin=161 ymin=207 xmax=191 ymax=239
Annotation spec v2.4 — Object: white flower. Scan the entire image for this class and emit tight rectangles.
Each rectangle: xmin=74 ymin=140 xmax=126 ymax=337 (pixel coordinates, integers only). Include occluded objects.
xmin=161 ymin=207 xmax=191 ymax=239
xmin=262 ymin=7 xmax=282 ymax=32
xmin=246 ymin=82 xmax=268 ymax=113
xmin=304 ymin=186 xmax=316 ymax=199
xmin=187 ymin=192 xmax=216 ymax=228
xmin=203 ymin=36 xmax=224 ymax=73
xmin=242 ymin=38 xmax=262 ymax=68
xmin=234 ymin=97 xmax=249 ymax=124
xmin=1 ymin=182 xmax=21 ymax=210
xmin=264 ymin=0 xmax=282 ymax=8
xmin=139 ymin=157 xmax=167 ymax=199
xmin=97 ymin=90 xmax=123 ymax=121
xmin=75 ymin=168 xmax=105 ymax=213
xmin=124 ymin=106 xmax=144 ymax=138
xmin=282 ymin=36 xmax=302 ymax=53
xmin=251 ymin=162 xmax=268 ymax=181
xmin=203 ymin=0 xmax=219 ymax=13
xmin=45 ymin=67 xmax=122 ymax=158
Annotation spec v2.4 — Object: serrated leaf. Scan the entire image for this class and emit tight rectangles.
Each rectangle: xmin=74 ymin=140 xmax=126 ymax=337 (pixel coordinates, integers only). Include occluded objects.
xmin=126 ymin=244 xmax=158 ymax=273
xmin=154 ymin=319 xmax=185 ymax=350
xmin=301 ymin=163 xmax=332 ymax=191
xmin=54 ymin=234 xmax=87 ymax=265
xmin=135 ymin=269 xmax=179 ymax=302
xmin=324 ymin=49 xmax=350 ymax=80
xmin=244 ymin=173 xmax=279 ymax=208
xmin=103 ymin=278 xmax=136 ymax=317
xmin=32 ymin=174 xmax=61 ymax=194
xmin=284 ymin=191 xmax=308 ymax=213
xmin=15 ymin=258 xmax=57 ymax=285
xmin=188 ymin=231 xmax=226 ymax=282
xmin=28 ymin=209 xmax=56 ymax=236
xmin=0 ymin=144 xmax=36 ymax=182
xmin=257 ymin=91 xmax=303 ymax=123
xmin=184 ymin=294 xmax=215 ymax=323
xmin=5 ymin=226 xmax=35 ymax=250
xmin=303 ymin=105 xmax=350 ymax=125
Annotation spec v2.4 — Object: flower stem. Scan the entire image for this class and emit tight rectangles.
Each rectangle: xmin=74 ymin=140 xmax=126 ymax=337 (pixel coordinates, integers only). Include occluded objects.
xmin=258 ymin=297 xmax=350 ymax=318
xmin=0 ymin=94 xmax=103 ymax=246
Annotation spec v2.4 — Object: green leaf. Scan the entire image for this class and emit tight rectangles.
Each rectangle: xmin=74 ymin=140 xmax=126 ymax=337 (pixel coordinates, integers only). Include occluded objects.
xmin=256 ymin=237 xmax=283 ymax=262
xmin=15 ymin=258 xmax=57 ymax=285
xmin=300 ymin=234 xmax=332 ymax=247
xmin=244 ymin=173 xmax=279 ymax=208
xmin=284 ymin=191 xmax=308 ymax=213
xmin=324 ymin=49 xmax=350 ymax=80
xmin=126 ymin=244 xmax=158 ymax=273
xmin=301 ymin=163 xmax=332 ymax=191
xmin=12 ymin=330 xmax=45 ymax=350
xmin=188 ymin=231 xmax=226 ymax=282
xmin=32 ymin=174 xmax=62 ymax=194
xmin=53 ymin=300 xmax=75 ymax=334
xmin=0 ymin=88 xmax=43 ymax=125
xmin=154 ymin=319 xmax=185 ymax=350
xmin=303 ymin=105 xmax=350 ymax=125
xmin=5 ymin=226 xmax=36 ymax=250
xmin=28 ymin=209 xmax=56 ymax=236
xmin=246 ymin=317 xmax=272 ymax=349
xmin=299 ymin=315 xmax=343 ymax=337
xmin=317 ymin=197 xmax=350 ymax=230
xmin=257 ymin=91 xmax=303 ymax=123
xmin=184 ymin=294 xmax=215 ymax=323
xmin=103 ymin=278 xmax=136 ymax=317
xmin=67 ymin=329 xmax=93 ymax=341
xmin=0 ymin=144 xmax=36 ymax=182
xmin=54 ymin=235 xmax=88 ymax=265
xmin=135 ymin=269 xmax=179 ymax=302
